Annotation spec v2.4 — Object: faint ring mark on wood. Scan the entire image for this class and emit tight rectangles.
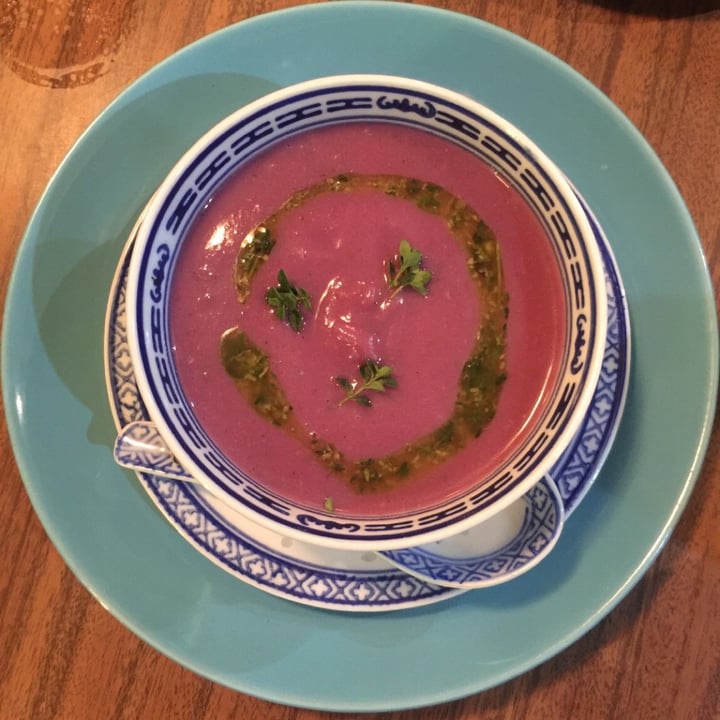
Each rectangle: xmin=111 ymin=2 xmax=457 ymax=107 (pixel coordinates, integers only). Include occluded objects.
xmin=0 ymin=0 xmax=137 ymax=88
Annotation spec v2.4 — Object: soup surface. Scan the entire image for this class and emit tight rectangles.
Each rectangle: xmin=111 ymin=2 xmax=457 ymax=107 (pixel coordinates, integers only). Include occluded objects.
xmin=169 ymin=122 xmax=567 ymax=515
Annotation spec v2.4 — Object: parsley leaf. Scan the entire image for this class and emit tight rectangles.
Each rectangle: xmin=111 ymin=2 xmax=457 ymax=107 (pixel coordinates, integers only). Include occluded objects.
xmin=386 ymin=239 xmax=432 ymax=301
xmin=335 ymin=359 xmax=397 ymax=407
xmin=265 ymin=269 xmax=312 ymax=332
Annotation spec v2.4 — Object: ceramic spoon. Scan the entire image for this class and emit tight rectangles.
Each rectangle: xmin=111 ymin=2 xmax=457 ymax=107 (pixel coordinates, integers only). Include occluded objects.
xmin=113 ymin=420 xmax=196 ymax=482
xmin=379 ymin=476 xmax=564 ymax=589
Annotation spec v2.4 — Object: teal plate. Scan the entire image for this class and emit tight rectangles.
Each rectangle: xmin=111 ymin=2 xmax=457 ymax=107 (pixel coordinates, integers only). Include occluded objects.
xmin=2 ymin=2 xmax=717 ymax=712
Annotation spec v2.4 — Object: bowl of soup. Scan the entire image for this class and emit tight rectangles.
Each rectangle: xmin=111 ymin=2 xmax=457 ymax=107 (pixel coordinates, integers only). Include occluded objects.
xmin=125 ymin=74 xmax=607 ymax=551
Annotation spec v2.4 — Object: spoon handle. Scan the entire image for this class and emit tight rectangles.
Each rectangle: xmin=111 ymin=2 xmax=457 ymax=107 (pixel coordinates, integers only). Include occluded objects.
xmin=113 ymin=421 xmax=197 ymax=482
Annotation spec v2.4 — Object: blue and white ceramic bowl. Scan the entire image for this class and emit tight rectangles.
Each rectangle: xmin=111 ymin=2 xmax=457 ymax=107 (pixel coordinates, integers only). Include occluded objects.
xmin=125 ymin=75 xmax=608 ymax=551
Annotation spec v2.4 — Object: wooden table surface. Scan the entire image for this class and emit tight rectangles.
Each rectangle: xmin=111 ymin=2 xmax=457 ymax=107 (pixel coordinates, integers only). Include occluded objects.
xmin=1 ymin=1 xmax=718 ymax=718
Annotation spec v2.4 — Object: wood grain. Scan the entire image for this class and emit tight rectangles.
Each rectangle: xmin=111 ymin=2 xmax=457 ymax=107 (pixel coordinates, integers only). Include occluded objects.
xmin=1 ymin=1 xmax=718 ymax=718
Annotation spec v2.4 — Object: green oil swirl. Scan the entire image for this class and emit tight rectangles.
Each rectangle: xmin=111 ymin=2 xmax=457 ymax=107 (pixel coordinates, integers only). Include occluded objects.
xmin=220 ymin=174 xmax=508 ymax=494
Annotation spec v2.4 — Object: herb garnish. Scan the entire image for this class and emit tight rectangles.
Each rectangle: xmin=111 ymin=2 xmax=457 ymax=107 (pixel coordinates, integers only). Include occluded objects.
xmin=335 ymin=359 xmax=397 ymax=406
xmin=265 ymin=269 xmax=312 ymax=332
xmin=386 ymin=239 xmax=432 ymax=301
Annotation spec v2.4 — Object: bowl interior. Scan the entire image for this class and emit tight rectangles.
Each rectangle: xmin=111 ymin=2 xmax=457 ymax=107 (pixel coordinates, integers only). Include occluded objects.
xmin=127 ymin=75 xmax=606 ymax=548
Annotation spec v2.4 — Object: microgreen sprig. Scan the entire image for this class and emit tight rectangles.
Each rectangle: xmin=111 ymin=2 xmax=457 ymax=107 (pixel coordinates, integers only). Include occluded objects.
xmin=335 ymin=359 xmax=397 ymax=407
xmin=265 ymin=269 xmax=312 ymax=332
xmin=386 ymin=239 xmax=432 ymax=301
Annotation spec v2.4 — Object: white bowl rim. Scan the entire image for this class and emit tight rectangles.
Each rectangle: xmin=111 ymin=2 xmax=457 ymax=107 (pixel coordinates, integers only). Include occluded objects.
xmin=125 ymin=73 xmax=608 ymax=551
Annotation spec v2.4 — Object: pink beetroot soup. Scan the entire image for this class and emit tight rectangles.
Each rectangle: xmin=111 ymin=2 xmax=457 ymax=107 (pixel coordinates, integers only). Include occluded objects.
xmin=169 ymin=122 xmax=567 ymax=516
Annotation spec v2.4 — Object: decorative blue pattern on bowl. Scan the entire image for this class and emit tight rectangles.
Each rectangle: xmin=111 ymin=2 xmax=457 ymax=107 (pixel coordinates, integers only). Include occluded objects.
xmin=126 ymin=75 xmax=608 ymax=548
